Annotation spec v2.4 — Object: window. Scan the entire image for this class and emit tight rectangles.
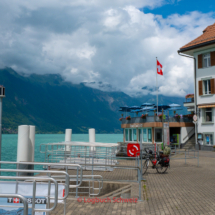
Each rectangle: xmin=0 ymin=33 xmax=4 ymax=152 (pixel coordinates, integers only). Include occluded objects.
xmin=203 ymin=79 xmax=211 ymax=95
xmin=204 ymin=108 xmax=213 ymax=122
xmin=125 ymin=129 xmax=129 ymax=141
xmin=138 ymin=129 xmax=142 ymax=142
xmin=133 ymin=129 xmax=137 ymax=141
xmin=204 ymin=134 xmax=214 ymax=145
xmin=155 ymin=128 xmax=162 ymax=142
xmin=143 ymin=129 xmax=147 ymax=142
xmin=129 ymin=129 xmax=132 ymax=141
xmin=138 ymin=128 xmax=152 ymax=143
xmin=125 ymin=129 xmax=138 ymax=142
xmin=203 ymin=53 xmax=211 ymax=68
xmin=148 ymin=129 xmax=152 ymax=142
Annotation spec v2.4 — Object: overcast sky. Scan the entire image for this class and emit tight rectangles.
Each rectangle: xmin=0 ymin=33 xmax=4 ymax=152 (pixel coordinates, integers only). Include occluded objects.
xmin=0 ymin=0 xmax=214 ymax=97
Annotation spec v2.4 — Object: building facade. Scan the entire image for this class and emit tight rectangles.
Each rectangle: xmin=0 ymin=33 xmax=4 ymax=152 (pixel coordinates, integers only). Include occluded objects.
xmin=179 ymin=23 xmax=215 ymax=150
xmin=121 ymin=116 xmax=194 ymax=147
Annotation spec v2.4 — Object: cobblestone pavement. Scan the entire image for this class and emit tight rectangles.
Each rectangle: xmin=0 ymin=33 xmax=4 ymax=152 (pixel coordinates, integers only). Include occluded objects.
xmin=50 ymin=151 xmax=215 ymax=215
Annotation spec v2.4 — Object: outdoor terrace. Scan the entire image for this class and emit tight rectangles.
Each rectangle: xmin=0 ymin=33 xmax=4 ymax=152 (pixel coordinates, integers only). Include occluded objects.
xmin=121 ymin=115 xmax=193 ymax=125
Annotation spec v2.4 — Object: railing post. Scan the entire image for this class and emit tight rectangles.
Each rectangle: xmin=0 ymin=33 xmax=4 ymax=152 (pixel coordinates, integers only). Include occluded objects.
xmin=16 ymin=163 xmax=19 ymax=194
xmin=92 ymin=151 xmax=94 ymax=195
xmin=76 ymin=167 xmax=79 ymax=198
xmin=105 ymin=148 xmax=107 ymax=170
xmin=140 ymin=150 xmax=143 ymax=180
xmin=32 ymin=180 xmax=36 ymax=215
xmin=85 ymin=146 xmax=87 ymax=170
xmin=47 ymin=172 xmax=51 ymax=215
xmin=138 ymin=168 xmax=142 ymax=201
xmin=198 ymin=149 xmax=199 ymax=167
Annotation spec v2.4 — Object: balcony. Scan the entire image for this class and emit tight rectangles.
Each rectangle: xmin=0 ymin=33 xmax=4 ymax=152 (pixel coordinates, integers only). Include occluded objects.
xmin=184 ymin=94 xmax=194 ymax=108
xmin=183 ymin=97 xmax=194 ymax=112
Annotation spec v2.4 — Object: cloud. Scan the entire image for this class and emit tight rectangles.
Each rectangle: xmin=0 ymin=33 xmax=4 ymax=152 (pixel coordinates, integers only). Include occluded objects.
xmin=0 ymin=0 xmax=214 ymax=97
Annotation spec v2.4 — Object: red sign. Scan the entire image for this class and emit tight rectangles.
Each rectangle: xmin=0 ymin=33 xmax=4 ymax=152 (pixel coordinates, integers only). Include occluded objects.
xmin=127 ymin=143 xmax=140 ymax=157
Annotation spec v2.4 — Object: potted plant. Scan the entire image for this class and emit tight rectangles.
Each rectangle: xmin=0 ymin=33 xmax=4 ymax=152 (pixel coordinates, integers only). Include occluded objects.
xmin=187 ymin=114 xmax=194 ymax=119
xmin=126 ymin=116 xmax=131 ymax=120
xmin=141 ymin=114 xmax=146 ymax=119
xmin=175 ymin=114 xmax=180 ymax=122
xmin=158 ymin=114 xmax=163 ymax=121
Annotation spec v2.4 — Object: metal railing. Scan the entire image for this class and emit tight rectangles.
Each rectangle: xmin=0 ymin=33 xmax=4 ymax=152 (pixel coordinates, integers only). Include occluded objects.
xmin=78 ymin=163 xmax=143 ymax=201
xmin=39 ymin=143 xmax=146 ymax=201
xmin=0 ymin=194 xmax=29 ymax=215
xmin=0 ymin=161 xmax=83 ymax=186
xmin=0 ymin=175 xmax=58 ymax=214
xmin=169 ymin=145 xmax=199 ymax=166
xmin=0 ymin=160 xmax=104 ymax=201
xmin=40 ymin=143 xmax=119 ymax=168
xmin=56 ymin=175 xmax=103 ymax=197
xmin=121 ymin=116 xmax=193 ymax=124
xmin=0 ymin=168 xmax=70 ymax=215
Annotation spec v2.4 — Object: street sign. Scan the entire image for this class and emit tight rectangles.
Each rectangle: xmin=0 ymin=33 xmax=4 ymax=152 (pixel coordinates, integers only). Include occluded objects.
xmin=193 ymin=114 xmax=197 ymax=122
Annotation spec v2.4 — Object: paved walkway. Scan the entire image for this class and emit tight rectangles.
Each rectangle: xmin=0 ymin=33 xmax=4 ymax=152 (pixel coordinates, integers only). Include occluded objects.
xmin=50 ymin=151 xmax=215 ymax=215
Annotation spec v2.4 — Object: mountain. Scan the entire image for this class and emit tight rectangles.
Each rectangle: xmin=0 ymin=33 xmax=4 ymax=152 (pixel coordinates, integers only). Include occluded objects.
xmin=0 ymin=68 xmax=140 ymax=134
xmin=0 ymin=68 xmax=189 ymax=134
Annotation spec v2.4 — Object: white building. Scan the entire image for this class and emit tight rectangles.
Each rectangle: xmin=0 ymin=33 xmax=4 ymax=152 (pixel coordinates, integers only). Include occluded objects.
xmin=179 ymin=23 xmax=215 ymax=150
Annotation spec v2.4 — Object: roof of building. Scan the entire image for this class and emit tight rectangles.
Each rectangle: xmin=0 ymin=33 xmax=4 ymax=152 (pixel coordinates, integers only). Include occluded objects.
xmin=185 ymin=94 xmax=194 ymax=99
xmin=179 ymin=23 xmax=215 ymax=52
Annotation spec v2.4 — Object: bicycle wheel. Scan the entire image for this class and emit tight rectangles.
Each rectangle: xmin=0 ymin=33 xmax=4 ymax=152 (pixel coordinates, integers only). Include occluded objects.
xmin=142 ymin=159 xmax=149 ymax=175
xmin=156 ymin=162 xmax=168 ymax=174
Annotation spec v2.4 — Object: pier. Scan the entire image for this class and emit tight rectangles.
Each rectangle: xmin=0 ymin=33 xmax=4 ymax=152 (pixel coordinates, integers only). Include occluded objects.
xmin=49 ymin=150 xmax=215 ymax=215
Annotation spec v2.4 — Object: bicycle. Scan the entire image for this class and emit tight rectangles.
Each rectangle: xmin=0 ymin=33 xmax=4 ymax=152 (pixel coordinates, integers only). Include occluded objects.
xmin=142 ymin=148 xmax=170 ymax=174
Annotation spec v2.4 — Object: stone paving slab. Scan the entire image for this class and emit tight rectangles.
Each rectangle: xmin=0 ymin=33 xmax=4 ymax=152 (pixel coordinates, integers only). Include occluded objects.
xmin=50 ymin=151 xmax=215 ymax=215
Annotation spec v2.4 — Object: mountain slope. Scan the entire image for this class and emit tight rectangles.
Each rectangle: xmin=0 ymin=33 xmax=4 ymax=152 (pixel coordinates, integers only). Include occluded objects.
xmin=0 ymin=68 xmax=140 ymax=133
xmin=0 ymin=68 xmax=188 ymax=134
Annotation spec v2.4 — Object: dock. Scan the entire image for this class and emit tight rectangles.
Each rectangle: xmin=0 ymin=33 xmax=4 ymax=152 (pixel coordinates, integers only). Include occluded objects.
xmin=49 ymin=151 xmax=215 ymax=215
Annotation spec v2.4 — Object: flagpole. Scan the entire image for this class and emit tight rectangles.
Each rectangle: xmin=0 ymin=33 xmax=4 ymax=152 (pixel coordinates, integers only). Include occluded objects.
xmin=156 ymin=57 xmax=158 ymax=116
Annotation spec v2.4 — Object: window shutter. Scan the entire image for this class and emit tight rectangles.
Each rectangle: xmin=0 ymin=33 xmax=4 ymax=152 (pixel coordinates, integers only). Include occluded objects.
xmin=199 ymin=80 xmax=203 ymax=96
xmin=211 ymin=78 xmax=215 ymax=94
xmin=211 ymin=51 xmax=215 ymax=66
xmin=198 ymin=54 xmax=203 ymax=68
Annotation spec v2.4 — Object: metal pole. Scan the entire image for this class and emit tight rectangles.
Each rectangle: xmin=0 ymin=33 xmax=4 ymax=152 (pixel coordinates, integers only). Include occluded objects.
xmin=0 ymin=97 xmax=2 ymax=170
xmin=64 ymin=166 xmax=68 ymax=215
xmin=138 ymin=168 xmax=142 ymax=201
xmin=47 ymin=172 xmax=51 ymax=215
xmin=76 ymin=168 xmax=79 ymax=198
xmin=32 ymin=181 xmax=36 ymax=215
xmin=198 ymin=147 xmax=199 ymax=167
xmin=162 ymin=108 xmax=164 ymax=145
xmin=156 ymin=57 xmax=158 ymax=116
xmin=92 ymin=151 xmax=94 ymax=195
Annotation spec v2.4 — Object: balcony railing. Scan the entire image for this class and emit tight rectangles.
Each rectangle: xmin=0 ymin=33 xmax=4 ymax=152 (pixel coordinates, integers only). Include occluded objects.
xmin=184 ymin=98 xmax=194 ymax=104
xmin=121 ymin=116 xmax=193 ymax=124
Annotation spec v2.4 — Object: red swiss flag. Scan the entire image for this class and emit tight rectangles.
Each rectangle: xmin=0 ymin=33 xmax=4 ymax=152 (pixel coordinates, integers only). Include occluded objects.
xmin=127 ymin=143 xmax=140 ymax=157
xmin=157 ymin=60 xmax=163 ymax=75
xmin=13 ymin=198 xmax=20 ymax=203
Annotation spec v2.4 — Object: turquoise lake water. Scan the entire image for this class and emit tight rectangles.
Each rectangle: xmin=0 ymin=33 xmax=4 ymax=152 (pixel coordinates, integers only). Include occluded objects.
xmin=2 ymin=133 xmax=123 ymax=162
xmin=1 ymin=134 xmax=122 ymax=175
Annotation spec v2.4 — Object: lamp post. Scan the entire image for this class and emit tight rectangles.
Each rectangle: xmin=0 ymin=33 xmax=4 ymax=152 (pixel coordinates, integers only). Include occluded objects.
xmin=0 ymin=85 xmax=5 ymax=169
